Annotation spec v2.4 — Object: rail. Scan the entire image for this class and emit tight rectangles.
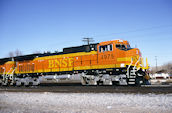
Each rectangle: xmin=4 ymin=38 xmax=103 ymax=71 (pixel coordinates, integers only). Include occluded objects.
xmin=6 ymin=68 xmax=12 ymax=77
xmin=11 ymin=68 xmax=16 ymax=75
xmin=2 ymin=67 xmax=6 ymax=76
xmin=127 ymin=57 xmax=133 ymax=78
xmin=134 ymin=57 xmax=141 ymax=70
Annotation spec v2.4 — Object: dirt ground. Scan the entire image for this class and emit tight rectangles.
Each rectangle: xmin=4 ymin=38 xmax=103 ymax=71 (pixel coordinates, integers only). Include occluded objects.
xmin=0 ymin=92 xmax=172 ymax=113
xmin=0 ymin=85 xmax=172 ymax=113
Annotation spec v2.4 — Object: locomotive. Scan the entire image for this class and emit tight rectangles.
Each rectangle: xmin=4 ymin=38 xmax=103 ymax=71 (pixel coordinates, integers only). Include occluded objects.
xmin=0 ymin=39 xmax=150 ymax=86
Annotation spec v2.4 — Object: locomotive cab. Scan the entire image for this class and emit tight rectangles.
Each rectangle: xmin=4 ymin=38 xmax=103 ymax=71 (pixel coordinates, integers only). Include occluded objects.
xmin=97 ymin=39 xmax=141 ymax=68
xmin=97 ymin=39 xmax=149 ymax=85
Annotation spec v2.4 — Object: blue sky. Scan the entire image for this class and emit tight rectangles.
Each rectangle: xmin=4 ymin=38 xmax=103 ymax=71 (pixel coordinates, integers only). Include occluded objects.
xmin=0 ymin=0 xmax=172 ymax=67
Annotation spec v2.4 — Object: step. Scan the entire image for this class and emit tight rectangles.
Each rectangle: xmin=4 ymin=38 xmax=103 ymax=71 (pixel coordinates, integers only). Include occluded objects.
xmin=129 ymin=79 xmax=135 ymax=81
xmin=129 ymin=76 xmax=136 ymax=78
xmin=130 ymin=72 xmax=136 ymax=74
xmin=130 ymin=71 xmax=135 ymax=73
xmin=138 ymin=73 xmax=143 ymax=76
xmin=128 ymin=82 xmax=135 ymax=84
xmin=130 ymin=70 xmax=136 ymax=72
xmin=130 ymin=74 xmax=136 ymax=76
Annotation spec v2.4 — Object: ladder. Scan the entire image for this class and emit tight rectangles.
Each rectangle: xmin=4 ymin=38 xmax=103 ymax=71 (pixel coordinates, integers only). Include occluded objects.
xmin=128 ymin=69 xmax=136 ymax=85
xmin=2 ymin=68 xmax=15 ymax=85
xmin=127 ymin=57 xmax=141 ymax=85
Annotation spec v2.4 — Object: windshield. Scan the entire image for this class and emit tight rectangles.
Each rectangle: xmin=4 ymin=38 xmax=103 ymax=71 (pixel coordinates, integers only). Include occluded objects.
xmin=126 ymin=44 xmax=131 ymax=49
xmin=116 ymin=44 xmax=132 ymax=51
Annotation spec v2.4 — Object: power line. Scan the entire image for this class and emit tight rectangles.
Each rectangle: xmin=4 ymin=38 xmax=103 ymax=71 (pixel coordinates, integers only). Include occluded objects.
xmin=91 ymin=24 xmax=172 ymax=38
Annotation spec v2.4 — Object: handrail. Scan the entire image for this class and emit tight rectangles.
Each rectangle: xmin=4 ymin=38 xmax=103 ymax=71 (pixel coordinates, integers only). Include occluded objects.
xmin=127 ymin=57 xmax=133 ymax=78
xmin=134 ymin=57 xmax=140 ymax=70
xmin=145 ymin=57 xmax=149 ymax=69
xmin=2 ymin=67 xmax=6 ymax=76
xmin=6 ymin=68 xmax=12 ymax=76
xmin=11 ymin=67 xmax=16 ymax=75
xmin=142 ymin=57 xmax=149 ymax=69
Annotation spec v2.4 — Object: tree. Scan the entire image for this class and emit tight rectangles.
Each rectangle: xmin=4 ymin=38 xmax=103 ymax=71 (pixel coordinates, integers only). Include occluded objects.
xmin=8 ymin=52 xmax=14 ymax=57
xmin=15 ymin=49 xmax=22 ymax=56
xmin=8 ymin=49 xmax=22 ymax=57
xmin=150 ymin=62 xmax=172 ymax=74
xmin=33 ymin=51 xmax=41 ymax=54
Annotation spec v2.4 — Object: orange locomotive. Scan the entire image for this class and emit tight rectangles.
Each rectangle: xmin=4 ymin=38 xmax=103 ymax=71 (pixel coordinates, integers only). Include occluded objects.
xmin=0 ymin=39 xmax=150 ymax=86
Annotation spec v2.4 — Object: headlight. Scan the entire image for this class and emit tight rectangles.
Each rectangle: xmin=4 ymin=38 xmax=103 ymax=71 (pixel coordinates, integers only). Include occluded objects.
xmin=120 ymin=63 xmax=125 ymax=67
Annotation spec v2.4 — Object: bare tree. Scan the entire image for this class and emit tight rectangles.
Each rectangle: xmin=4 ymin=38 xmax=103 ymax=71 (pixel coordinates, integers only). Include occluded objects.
xmin=54 ymin=50 xmax=58 ymax=53
xmin=150 ymin=62 xmax=172 ymax=74
xmin=15 ymin=49 xmax=22 ymax=56
xmin=8 ymin=52 xmax=14 ymax=57
xmin=33 ymin=51 xmax=41 ymax=54
xmin=7 ymin=49 xmax=22 ymax=57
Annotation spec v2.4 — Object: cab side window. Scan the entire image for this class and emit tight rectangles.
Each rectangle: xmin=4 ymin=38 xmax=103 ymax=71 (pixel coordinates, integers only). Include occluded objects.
xmin=99 ymin=44 xmax=113 ymax=52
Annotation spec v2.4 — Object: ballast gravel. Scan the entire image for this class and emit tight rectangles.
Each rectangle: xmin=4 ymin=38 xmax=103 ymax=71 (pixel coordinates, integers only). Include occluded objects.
xmin=0 ymin=92 xmax=172 ymax=113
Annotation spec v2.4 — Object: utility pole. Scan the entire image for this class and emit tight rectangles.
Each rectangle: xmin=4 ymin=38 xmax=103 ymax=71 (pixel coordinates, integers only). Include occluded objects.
xmin=82 ymin=38 xmax=94 ymax=45
xmin=155 ymin=56 xmax=157 ymax=72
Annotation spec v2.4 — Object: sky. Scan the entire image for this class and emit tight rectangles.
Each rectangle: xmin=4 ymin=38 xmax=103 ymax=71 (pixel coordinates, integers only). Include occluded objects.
xmin=0 ymin=0 xmax=172 ymax=67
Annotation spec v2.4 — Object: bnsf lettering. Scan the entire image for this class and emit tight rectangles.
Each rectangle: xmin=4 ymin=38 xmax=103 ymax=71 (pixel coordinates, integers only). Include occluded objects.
xmin=48 ymin=58 xmax=73 ymax=68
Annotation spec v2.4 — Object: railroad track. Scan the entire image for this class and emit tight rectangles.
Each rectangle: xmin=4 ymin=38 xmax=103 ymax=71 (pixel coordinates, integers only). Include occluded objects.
xmin=0 ymin=84 xmax=172 ymax=94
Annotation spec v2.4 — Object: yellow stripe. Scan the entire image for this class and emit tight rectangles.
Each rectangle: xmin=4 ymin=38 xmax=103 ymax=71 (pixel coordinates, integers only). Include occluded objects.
xmin=16 ymin=64 xmax=119 ymax=74
xmin=34 ymin=51 xmax=97 ymax=61
xmin=16 ymin=63 xmax=146 ymax=74
xmin=117 ymin=57 xmax=131 ymax=62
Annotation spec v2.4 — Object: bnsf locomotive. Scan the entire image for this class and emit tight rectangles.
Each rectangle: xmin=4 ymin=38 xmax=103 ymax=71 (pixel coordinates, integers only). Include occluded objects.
xmin=0 ymin=39 xmax=150 ymax=86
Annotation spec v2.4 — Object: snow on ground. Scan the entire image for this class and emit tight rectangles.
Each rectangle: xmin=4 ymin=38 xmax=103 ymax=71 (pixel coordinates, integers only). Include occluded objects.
xmin=0 ymin=92 xmax=172 ymax=113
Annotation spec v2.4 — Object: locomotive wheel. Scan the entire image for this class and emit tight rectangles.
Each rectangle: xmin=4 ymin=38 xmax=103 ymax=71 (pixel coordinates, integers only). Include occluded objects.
xmin=16 ymin=82 xmax=21 ymax=86
xmin=89 ymin=79 xmax=98 ymax=85
xmin=135 ymin=76 xmax=144 ymax=86
xmin=81 ymin=76 xmax=98 ymax=85
xmin=81 ymin=76 xmax=87 ymax=85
